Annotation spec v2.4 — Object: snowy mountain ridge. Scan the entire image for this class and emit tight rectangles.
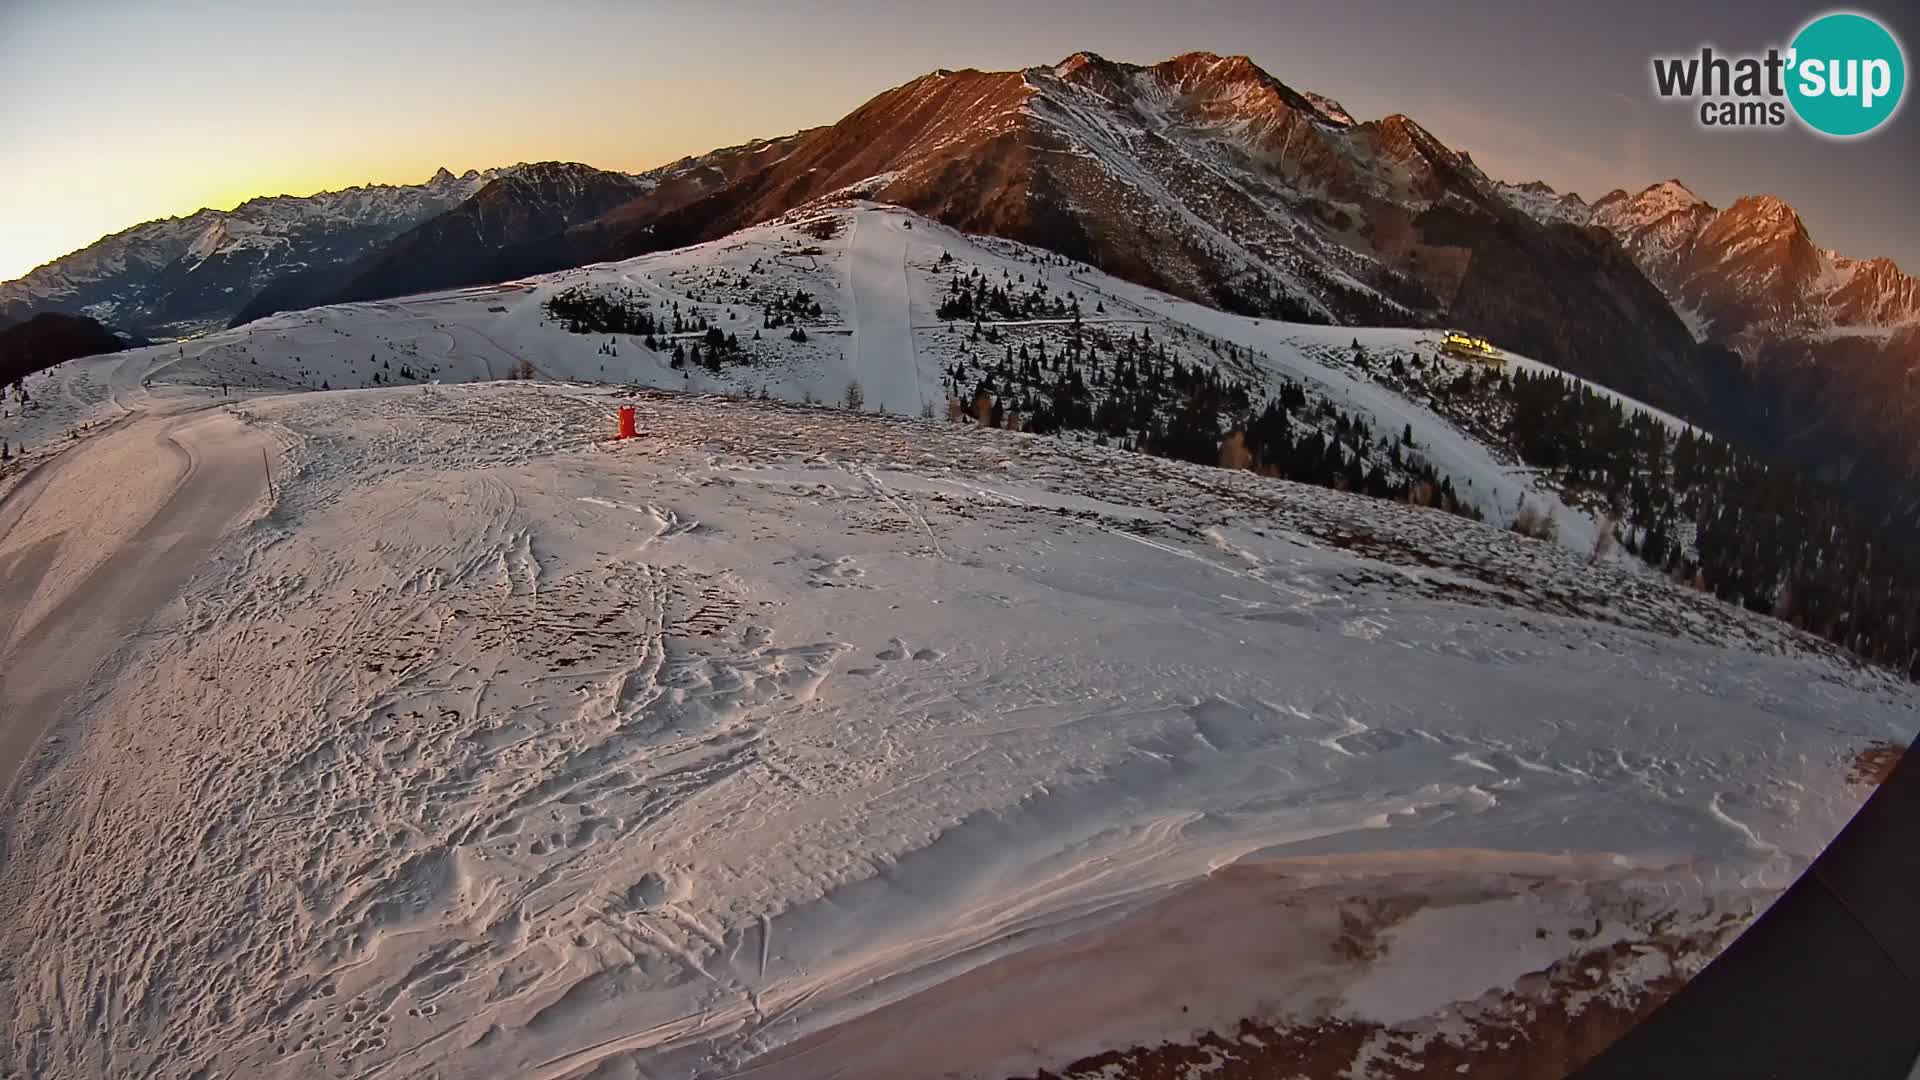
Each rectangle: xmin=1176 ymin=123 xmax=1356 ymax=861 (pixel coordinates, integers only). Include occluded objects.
xmin=0 ymin=164 xmax=652 ymax=340
xmin=1504 ymin=178 xmax=1920 ymax=344
xmin=0 ymin=168 xmax=503 ymax=337
xmin=472 ymin=160 xmax=658 ymax=211
xmin=1491 ymin=174 xmax=1920 ymax=533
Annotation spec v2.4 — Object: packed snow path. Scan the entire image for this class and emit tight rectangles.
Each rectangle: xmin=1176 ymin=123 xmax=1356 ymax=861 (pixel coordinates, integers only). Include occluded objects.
xmin=843 ymin=209 xmax=924 ymax=414
xmin=0 ymin=382 xmax=1910 ymax=1080
xmin=0 ymin=386 xmax=269 ymax=798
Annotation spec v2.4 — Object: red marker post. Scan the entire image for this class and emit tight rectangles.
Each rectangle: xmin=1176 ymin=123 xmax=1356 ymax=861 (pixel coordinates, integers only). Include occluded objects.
xmin=616 ymin=405 xmax=636 ymax=440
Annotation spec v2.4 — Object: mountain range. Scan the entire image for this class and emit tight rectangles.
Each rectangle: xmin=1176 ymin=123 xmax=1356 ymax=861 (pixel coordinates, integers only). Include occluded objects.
xmin=1546 ymin=178 xmax=1920 ymax=525
xmin=0 ymin=168 xmax=515 ymax=339
xmin=227 ymin=137 xmax=808 ymax=327
xmin=5 ymin=50 xmax=1915 ymax=528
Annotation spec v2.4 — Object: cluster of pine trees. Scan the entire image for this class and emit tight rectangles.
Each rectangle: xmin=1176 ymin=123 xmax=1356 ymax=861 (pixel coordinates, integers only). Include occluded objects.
xmin=544 ymin=286 xmax=801 ymax=374
xmin=762 ymin=289 xmax=823 ymax=329
xmin=0 ymin=380 xmax=22 ymax=464
xmin=1206 ymin=268 xmax=1330 ymax=324
xmin=668 ymin=326 xmax=747 ymax=372
xmin=357 ymin=353 xmax=424 ymax=385
xmin=546 ymin=287 xmax=743 ymax=343
xmin=1390 ymin=355 xmax=1920 ymax=677
xmin=1234 ymin=392 xmax=1476 ymax=516
xmin=930 ymin=257 xmax=1479 ymax=519
xmin=544 ymin=286 xmax=661 ymax=337
xmin=944 ymin=321 xmax=1477 ymax=520
xmin=936 ymin=258 xmax=1081 ymax=322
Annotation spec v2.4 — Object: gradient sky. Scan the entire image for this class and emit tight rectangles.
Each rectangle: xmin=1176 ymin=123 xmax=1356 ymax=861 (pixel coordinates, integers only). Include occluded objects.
xmin=3 ymin=0 xmax=1915 ymax=283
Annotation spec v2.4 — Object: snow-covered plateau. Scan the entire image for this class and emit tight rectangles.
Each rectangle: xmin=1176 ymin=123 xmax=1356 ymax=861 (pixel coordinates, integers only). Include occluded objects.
xmin=0 ymin=206 xmax=1913 ymax=1080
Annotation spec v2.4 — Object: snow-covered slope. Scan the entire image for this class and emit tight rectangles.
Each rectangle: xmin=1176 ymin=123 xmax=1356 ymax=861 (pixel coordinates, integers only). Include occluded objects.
xmin=0 ymin=365 xmax=1909 ymax=1080
xmin=13 ymin=203 xmax=1708 ymax=550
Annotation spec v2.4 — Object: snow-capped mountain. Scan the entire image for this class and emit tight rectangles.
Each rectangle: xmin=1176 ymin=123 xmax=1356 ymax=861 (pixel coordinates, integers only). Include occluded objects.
xmin=1590 ymin=185 xmax=1920 ymax=345
xmin=18 ymin=49 xmax=1916 ymax=533
xmin=1505 ymin=177 xmax=1920 ymax=348
xmin=1519 ymin=178 xmax=1920 ymax=528
xmin=341 ymin=140 xmax=812 ymax=305
xmin=0 ymin=168 xmax=511 ymax=338
xmin=576 ymin=51 xmax=1705 ymax=421
xmin=243 ymin=162 xmax=656 ymax=319
xmin=1669 ymin=194 xmax=1920 ymax=527
xmin=1585 ymin=181 xmax=1716 ymax=283
xmin=230 ymin=137 xmax=810 ymax=328
xmin=1489 ymin=179 xmax=1591 ymax=227
xmin=0 ymin=52 xmax=1768 ymax=435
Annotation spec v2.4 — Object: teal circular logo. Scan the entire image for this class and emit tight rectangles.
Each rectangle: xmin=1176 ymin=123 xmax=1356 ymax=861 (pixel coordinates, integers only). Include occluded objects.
xmin=1787 ymin=12 xmax=1906 ymax=137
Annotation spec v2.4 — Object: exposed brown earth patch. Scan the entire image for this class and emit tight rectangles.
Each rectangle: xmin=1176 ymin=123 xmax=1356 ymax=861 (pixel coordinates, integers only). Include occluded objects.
xmin=733 ymin=852 xmax=1751 ymax=1080
xmin=1015 ymin=938 xmax=1705 ymax=1080
xmin=1849 ymin=741 xmax=1904 ymax=786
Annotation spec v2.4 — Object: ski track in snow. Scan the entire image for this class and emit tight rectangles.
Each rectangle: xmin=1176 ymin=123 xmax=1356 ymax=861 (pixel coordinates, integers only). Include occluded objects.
xmin=843 ymin=210 xmax=925 ymax=415
xmin=0 ymin=206 xmax=1915 ymax=1080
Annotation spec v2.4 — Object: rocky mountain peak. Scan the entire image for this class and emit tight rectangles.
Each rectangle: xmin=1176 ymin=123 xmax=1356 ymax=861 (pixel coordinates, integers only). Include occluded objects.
xmin=1645 ymin=178 xmax=1706 ymax=206
xmin=1720 ymin=194 xmax=1804 ymax=235
xmin=1300 ymin=90 xmax=1356 ymax=127
xmin=1051 ymin=51 xmax=1114 ymax=77
xmin=1145 ymin=51 xmax=1334 ymax=125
